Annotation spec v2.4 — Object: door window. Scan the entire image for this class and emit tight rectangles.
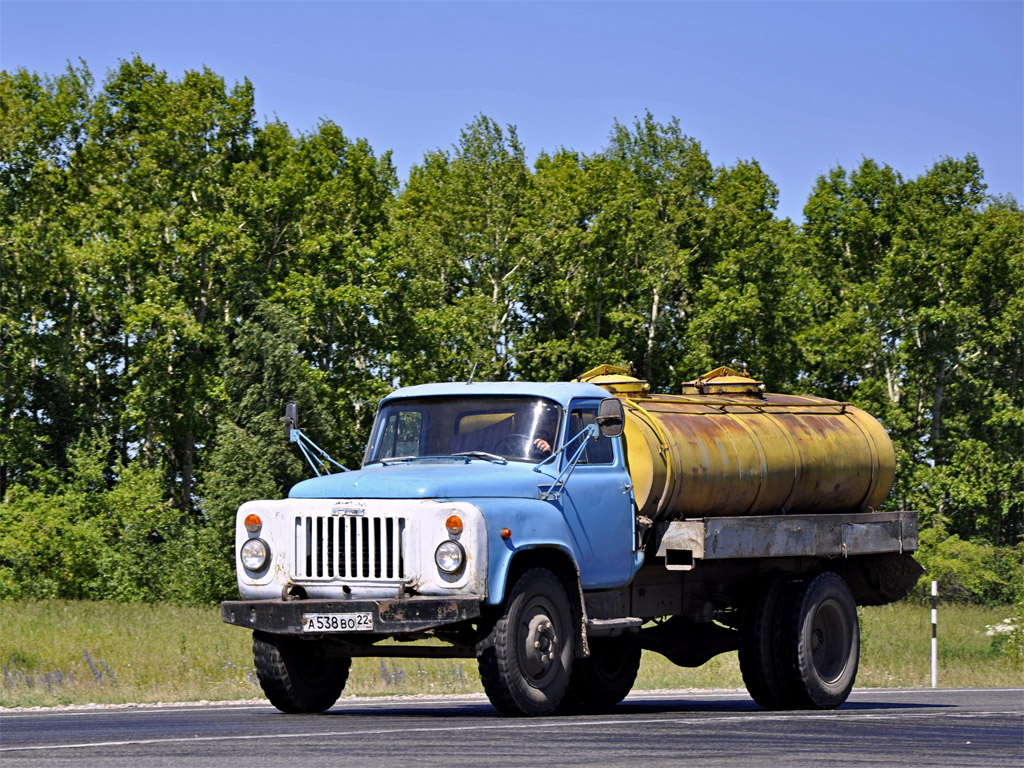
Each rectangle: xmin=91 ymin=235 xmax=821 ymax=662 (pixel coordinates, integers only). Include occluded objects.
xmin=567 ymin=406 xmax=614 ymax=465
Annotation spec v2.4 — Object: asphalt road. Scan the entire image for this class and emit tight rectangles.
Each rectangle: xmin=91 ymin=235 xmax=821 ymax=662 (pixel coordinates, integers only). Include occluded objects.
xmin=2 ymin=688 xmax=1022 ymax=768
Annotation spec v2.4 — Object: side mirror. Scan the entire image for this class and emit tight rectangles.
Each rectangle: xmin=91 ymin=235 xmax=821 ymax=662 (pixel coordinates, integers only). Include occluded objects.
xmin=284 ymin=401 xmax=299 ymax=441
xmin=595 ymin=397 xmax=625 ymax=438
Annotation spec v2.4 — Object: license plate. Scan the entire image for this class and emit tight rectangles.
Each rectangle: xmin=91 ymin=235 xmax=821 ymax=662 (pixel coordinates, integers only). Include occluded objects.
xmin=301 ymin=612 xmax=374 ymax=632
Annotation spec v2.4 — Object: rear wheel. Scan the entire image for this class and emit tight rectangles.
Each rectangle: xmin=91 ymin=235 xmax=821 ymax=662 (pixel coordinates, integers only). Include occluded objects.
xmin=253 ymin=632 xmax=351 ymax=714
xmin=739 ymin=573 xmax=791 ymax=710
xmin=477 ymin=568 xmax=574 ymax=716
xmin=775 ymin=572 xmax=860 ymax=709
xmin=564 ymin=636 xmax=641 ymax=710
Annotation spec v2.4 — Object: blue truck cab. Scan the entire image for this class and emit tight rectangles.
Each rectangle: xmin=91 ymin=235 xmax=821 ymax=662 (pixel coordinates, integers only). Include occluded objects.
xmin=222 ymin=381 xmax=639 ymax=716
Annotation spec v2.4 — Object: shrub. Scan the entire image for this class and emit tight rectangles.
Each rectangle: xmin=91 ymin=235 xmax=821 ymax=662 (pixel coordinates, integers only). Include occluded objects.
xmin=985 ymin=611 xmax=1024 ymax=663
xmin=913 ymin=523 xmax=1024 ymax=605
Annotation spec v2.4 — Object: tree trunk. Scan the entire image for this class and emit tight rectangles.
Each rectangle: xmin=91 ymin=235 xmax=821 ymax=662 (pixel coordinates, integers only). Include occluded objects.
xmin=931 ymin=368 xmax=945 ymax=462
xmin=646 ymin=286 xmax=660 ymax=381
xmin=181 ymin=431 xmax=195 ymax=515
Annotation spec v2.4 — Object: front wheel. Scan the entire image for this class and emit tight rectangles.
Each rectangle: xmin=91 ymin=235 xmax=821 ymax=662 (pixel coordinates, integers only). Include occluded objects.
xmin=477 ymin=568 xmax=575 ymax=716
xmin=253 ymin=632 xmax=351 ymax=713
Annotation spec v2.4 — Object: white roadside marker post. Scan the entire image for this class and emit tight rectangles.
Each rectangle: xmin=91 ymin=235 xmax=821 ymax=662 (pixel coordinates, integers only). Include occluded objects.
xmin=931 ymin=580 xmax=938 ymax=688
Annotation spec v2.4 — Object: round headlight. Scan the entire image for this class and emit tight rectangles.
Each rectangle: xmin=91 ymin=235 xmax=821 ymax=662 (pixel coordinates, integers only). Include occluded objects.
xmin=434 ymin=540 xmax=465 ymax=574
xmin=240 ymin=537 xmax=270 ymax=571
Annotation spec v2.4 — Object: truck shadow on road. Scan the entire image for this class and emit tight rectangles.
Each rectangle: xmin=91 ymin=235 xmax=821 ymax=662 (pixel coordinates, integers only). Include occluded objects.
xmin=562 ymin=698 xmax=951 ymax=716
xmin=319 ymin=697 xmax=950 ymax=719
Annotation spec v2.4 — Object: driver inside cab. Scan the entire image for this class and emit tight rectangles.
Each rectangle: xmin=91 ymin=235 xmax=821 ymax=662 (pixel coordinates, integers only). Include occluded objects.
xmin=531 ymin=407 xmax=560 ymax=457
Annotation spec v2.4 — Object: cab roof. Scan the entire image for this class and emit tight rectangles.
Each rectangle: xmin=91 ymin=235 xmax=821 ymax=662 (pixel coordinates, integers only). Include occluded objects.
xmin=380 ymin=380 xmax=612 ymax=409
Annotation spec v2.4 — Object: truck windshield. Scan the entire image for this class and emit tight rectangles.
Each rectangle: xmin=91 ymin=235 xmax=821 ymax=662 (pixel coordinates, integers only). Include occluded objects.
xmin=364 ymin=396 xmax=562 ymax=465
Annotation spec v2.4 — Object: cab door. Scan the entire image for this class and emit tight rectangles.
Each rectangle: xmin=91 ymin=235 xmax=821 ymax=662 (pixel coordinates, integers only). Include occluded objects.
xmin=554 ymin=398 xmax=637 ymax=587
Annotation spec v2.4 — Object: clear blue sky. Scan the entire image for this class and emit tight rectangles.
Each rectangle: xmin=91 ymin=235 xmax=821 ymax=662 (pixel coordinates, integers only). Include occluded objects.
xmin=3 ymin=1 xmax=1021 ymax=222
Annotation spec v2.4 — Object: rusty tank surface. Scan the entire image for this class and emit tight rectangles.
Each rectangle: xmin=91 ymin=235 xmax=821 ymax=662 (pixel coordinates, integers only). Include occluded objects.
xmin=576 ymin=365 xmax=895 ymax=522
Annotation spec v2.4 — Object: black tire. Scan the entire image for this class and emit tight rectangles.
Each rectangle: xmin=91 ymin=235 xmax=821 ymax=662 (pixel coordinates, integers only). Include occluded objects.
xmin=477 ymin=568 xmax=575 ymax=716
xmin=564 ymin=636 xmax=641 ymax=710
xmin=252 ymin=631 xmax=351 ymax=714
xmin=738 ymin=573 xmax=791 ymax=710
xmin=775 ymin=571 xmax=860 ymax=710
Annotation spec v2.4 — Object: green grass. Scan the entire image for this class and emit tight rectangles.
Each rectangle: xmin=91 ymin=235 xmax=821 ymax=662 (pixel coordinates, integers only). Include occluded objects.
xmin=1 ymin=600 xmax=1020 ymax=708
xmin=856 ymin=602 xmax=1022 ymax=688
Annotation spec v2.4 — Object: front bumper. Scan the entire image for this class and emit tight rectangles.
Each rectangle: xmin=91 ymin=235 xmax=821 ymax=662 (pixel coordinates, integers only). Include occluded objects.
xmin=221 ymin=597 xmax=482 ymax=635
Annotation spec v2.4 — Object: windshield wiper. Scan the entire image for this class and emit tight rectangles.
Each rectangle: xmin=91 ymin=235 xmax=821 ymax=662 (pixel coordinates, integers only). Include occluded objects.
xmin=374 ymin=453 xmax=508 ymax=466
xmin=453 ymin=451 xmax=508 ymax=465
xmin=377 ymin=455 xmax=476 ymax=465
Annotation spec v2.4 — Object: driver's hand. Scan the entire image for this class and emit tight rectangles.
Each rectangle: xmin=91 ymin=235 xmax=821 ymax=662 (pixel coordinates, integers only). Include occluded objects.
xmin=533 ymin=438 xmax=551 ymax=455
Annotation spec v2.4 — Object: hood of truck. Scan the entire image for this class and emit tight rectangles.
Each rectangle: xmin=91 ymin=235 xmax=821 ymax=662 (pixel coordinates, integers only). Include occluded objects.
xmin=288 ymin=461 xmax=555 ymax=500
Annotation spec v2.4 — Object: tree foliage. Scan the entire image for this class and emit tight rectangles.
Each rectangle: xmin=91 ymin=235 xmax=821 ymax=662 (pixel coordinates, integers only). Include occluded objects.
xmin=2 ymin=61 xmax=1021 ymax=603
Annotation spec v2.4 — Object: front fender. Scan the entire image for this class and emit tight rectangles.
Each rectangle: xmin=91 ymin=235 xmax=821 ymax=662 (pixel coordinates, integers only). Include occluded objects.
xmin=474 ymin=498 xmax=581 ymax=605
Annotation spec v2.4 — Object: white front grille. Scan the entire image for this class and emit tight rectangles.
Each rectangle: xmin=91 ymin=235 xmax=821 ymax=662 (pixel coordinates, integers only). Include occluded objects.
xmin=295 ymin=514 xmax=406 ymax=580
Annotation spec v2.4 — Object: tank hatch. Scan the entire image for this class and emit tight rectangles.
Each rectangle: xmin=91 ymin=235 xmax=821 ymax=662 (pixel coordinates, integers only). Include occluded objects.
xmin=574 ymin=364 xmax=651 ymax=397
xmin=682 ymin=366 xmax=766 ymax=397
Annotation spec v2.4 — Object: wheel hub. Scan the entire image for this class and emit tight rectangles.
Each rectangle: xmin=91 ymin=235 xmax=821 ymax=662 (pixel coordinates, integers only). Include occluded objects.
xmin=811 ymin=599 xmax=848 ymax=683
xmin=522 ymin=612 xmax=559 ymax=681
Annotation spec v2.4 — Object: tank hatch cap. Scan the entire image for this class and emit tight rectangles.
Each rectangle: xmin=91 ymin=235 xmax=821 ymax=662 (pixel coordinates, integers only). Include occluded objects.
xmin=574 ymin=364 xmax=651 ymax=397
xmin=683 ymin=365 xmax=766 ymax=397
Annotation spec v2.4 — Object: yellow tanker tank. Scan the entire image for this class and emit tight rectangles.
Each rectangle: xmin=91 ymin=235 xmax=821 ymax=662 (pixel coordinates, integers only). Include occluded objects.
xmin=576 ymin=365 xmax=895 ymax=522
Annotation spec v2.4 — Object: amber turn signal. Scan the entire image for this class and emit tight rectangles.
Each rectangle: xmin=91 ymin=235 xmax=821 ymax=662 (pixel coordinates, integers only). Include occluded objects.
xmin=244 ymin=513 xmax=262 ymax=533
xmin=445 ymin=514 xmax=464 ymax=535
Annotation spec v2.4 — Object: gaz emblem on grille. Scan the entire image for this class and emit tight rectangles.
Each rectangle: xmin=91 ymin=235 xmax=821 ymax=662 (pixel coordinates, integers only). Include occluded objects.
xmin=331 ymin=505 xmax=363 ymax=516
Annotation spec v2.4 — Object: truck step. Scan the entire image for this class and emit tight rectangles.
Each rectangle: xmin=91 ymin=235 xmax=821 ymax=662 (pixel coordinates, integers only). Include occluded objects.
xmin=586 ymin=617 xmax=643 ymax=637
